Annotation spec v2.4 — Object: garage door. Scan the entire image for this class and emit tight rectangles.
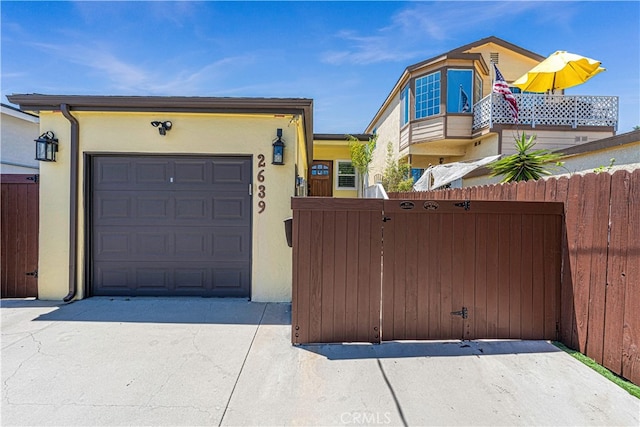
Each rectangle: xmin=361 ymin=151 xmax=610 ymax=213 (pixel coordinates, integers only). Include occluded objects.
xmin=90 ymin=156 xmax=251 ymax=297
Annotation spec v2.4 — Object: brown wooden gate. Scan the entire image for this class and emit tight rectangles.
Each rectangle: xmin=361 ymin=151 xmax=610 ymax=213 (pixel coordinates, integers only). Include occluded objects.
xmin=1 ymin=174 xmax=39 ymax=298
xmin=292 ymin=198 xmax=563 ymax=344
xmin=382 ymin=200 xmax=562 ymax=341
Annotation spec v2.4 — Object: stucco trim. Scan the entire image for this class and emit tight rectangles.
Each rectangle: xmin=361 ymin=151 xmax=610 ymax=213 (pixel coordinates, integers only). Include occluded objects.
xmin=7 ymin=94 xmax=314 ymax=170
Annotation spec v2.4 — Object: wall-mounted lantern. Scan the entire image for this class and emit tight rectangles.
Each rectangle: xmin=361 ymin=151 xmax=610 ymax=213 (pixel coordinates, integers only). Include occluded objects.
xmin=34 ymin=131 xmax=58 ymax=162
xmin=272 ymin=128 xmax=285 ymax=165
xmin=151 ymin=120 xmax=172 ymax=136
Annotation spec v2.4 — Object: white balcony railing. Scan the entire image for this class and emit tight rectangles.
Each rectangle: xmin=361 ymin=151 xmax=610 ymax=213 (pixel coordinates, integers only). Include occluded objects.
xmin=472 ymin=93 xmax=618 ymax=131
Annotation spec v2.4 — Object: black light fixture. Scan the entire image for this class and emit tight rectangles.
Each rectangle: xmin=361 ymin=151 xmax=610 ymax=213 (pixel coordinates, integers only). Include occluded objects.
xmin=34 ymin=131 xmax=58 ymax=162
xmin=272 ymin=128 xmax=285 ymax=165
xmin=151 ymin=120 xmax=173 ymax=135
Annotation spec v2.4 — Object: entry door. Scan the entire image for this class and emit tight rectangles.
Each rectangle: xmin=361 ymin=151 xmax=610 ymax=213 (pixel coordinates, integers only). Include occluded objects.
xmin=1 ymin=174 xmax=39 ymax=298
xmin=309 ymin=161 xmax=333 ymax=196
xmin=90 ymin=155 xmax=252 ymax=297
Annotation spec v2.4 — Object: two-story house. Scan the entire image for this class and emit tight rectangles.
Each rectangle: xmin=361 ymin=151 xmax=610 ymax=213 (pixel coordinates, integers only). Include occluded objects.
xmin=364 ymin=36 xmax=618 ymax=185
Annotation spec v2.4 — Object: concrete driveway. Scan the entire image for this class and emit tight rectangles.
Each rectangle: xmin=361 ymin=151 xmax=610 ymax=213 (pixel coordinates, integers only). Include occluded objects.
xmin=1 ymin=298 xmax=638 ymax=426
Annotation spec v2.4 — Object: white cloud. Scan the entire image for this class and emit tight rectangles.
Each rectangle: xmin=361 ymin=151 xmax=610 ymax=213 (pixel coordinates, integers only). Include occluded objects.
xmin=321 ymin=1 xmax=575 ymax=66
xmin=26 ymin=40 xmax=255 ymax=95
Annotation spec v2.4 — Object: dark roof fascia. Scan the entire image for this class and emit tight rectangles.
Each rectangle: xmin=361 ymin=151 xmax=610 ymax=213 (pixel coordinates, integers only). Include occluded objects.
xmin=553 ymin=129 xmax=640 ymax=156
xmin=314 ymin=133 xmax=372 ymax=141
xmin=448 ymin=36 xmax=545 ymax=61
xmin=1 ymin=102 xmax=39 ymax=118
xmin=7 ymin=94 xmax=315 ymax=168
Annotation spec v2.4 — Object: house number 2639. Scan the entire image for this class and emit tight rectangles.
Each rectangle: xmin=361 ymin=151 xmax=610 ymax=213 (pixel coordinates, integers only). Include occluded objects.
xmin=257 ymin=154 xmax=266 ymax=214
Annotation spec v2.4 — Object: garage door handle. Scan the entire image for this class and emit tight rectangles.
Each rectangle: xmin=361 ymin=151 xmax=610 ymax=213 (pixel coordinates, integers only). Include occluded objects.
xmin=26 ymin=270 xmax=38 ymax=278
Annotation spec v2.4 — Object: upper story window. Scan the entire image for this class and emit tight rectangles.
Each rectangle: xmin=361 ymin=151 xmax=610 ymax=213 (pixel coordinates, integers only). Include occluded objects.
xmin=446 ymin=69 xmax=473 ymax=113
xmin=401 ymin=85 xmax=410 ymax=126
xmin=415 ymin=72 xmax=440 ymax=119
xmin=474 ymin=72 xmax=483 ymax=106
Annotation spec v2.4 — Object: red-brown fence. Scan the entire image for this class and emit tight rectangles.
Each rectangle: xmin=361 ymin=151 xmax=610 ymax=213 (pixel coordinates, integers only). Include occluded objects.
xmin=291 ymin=198 xmax=563 ymax=346
xmin=389 ymin=169 xmax=640 ymax=385
xmin=1 ymin=174 xmax=39 ymax=298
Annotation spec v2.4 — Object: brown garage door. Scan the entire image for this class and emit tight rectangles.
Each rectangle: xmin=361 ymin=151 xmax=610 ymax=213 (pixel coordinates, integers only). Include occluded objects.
xmin=90 ymin=155 xmax=251 ymax=297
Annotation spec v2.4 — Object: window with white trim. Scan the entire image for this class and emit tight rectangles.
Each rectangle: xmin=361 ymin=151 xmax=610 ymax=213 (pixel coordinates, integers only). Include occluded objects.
xmin=336 ymin=160 xmax=356 ymax=190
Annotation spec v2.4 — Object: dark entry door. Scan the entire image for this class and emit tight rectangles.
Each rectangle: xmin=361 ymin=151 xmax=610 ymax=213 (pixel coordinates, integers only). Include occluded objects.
xmin=90 ymin=156 xmax=252 ymax=297
xmin=309 ymin=160 xmax=333 ymax=196
xmin=1 ymin=174 xmax=39 ymax=298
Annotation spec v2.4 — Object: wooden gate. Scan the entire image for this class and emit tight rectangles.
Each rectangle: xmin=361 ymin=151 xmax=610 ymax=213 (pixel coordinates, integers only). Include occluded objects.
xmin=291 ymin=198 xmax=563 ymax=344
xmin=382 ymin=200 xmax=562 ymax=341
xmin=1 ymin=174 xmax=39 ymax=298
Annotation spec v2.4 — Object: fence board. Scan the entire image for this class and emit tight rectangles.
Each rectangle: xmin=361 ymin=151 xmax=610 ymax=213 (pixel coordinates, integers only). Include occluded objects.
xmin=475 ymin=214 xmax=488 ymax=338
xmin=622 ymin=170 xmax=640 ymax=384
xmin=602 ymin=171 xmax=630 ymax=374
xmin=531 ymin=215 xmax=546 ymax=339
xmin=586 ymin=172 xmax=611 ymax=364
xmin=333 ymin=211 xmax=348 ymax=342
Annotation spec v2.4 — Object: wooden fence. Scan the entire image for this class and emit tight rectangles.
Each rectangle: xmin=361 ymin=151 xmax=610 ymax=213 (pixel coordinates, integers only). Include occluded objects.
xmin=1 ymin=174 xmax=39 ymax=298
xmin=389 ymin=169 xmax=640 ymax=385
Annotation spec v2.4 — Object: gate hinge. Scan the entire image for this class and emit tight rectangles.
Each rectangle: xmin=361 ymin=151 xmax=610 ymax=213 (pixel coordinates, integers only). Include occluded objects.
xmin=26 ymin=175 xmax=39 ymax=183
xmin=25 ymin=270 xmax=38 ymax=278
xmin=451 ymin=307 xmax=468 ymax=319
xmin=454 ymin=200 xmax=471 ymax=211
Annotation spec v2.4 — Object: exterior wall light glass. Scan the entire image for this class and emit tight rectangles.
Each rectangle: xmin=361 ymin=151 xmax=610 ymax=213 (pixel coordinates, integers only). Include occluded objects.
xmin=272 ymin=128 xmax=285 ymax=165
xmin=35 ymin=131 xmax=58 ymax=162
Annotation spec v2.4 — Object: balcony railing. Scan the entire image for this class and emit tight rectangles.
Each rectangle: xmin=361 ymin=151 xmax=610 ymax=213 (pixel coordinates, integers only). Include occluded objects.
xmin=472 ymin=93 xmax=618 ymax=131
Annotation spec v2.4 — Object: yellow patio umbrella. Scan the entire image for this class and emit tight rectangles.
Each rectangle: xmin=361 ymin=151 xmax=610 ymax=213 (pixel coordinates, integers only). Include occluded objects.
xmin=513 ymin=50 xmax=605 ymax=93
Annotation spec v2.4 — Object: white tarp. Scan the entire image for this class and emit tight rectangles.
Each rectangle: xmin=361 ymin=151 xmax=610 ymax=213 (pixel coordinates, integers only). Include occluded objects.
xmin=413 ymin=154 xmax=501 ymax=191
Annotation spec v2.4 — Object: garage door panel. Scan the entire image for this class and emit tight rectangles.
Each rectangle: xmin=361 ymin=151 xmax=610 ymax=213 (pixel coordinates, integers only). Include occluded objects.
xmin=136 ymin=161 xmax=171 ymax=185
xmin=91 ymin=155 xmax=252 ymax=297
xmin=94 ymin=261 xmax=251 ymax=295
xmin=212 ymin=160 xmax=250 ymax=184
xmin=95 ymin=159 xmax=131 ymax=188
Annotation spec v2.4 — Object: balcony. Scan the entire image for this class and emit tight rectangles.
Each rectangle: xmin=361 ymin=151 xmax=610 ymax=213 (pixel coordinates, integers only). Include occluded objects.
xmin=472 ymin=93 xmax=618 ymax=131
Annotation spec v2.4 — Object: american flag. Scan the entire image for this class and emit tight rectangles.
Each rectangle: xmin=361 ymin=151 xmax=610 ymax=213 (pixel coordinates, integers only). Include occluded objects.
xmin=460 ymin=86 xmax=470 ymax=112
xmin=492 ymin=63 xmax=518 ymax=120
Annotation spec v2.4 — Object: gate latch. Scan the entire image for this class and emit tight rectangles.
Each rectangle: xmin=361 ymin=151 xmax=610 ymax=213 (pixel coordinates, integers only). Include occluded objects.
xmin=25 ymin=270 xmax=38 ymax=278
xmin=451 ymin=307 xmax=468 ymax=319
xmin=454 ymin=200 xmax=471 ymax=211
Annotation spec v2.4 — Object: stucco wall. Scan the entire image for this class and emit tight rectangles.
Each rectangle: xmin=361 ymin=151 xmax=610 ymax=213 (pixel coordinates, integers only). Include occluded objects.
xmin=462 ymin=140 xmax=640 ymax=187
xmin=369 ymin=95 xmax=402 ymax=184
xmin=38 ymin=111 xmax=303 ymax=302
xmin=313 ymin=143 xmax=358 ymax=198
xmin=1 ymin=110 xmax=39 ymax=173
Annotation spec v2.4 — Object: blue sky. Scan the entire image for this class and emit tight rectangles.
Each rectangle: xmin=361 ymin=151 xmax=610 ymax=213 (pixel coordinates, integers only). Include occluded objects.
xmin=2 ymin=1 xmax=639 ymax=133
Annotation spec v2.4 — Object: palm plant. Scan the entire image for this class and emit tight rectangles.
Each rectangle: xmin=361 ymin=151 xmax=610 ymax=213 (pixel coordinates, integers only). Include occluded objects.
xmin=489 ymin=133 xmax=562 ymax=182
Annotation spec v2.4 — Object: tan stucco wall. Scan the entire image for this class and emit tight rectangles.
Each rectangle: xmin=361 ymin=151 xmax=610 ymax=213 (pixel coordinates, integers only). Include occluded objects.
xmin=38 ymin=111 xmax=304 ymax=302
xmin=462 ymin=140 xmax=640 ymax=187
xmin=1 ymin=110 xmax=40 ymax=173
xmin=313 ymin=143 xmax=358 ymax=197
xmin=464 ymin=43 xmax=540 ymax=97
xmin=370 ymin=96 xmax=402 ymax=185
